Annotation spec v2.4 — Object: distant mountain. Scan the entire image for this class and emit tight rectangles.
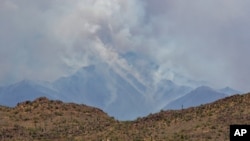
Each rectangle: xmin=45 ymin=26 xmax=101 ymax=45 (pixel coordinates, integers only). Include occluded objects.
xmin=53 ymin=64 xmax=150 ymax=120
xmin=49 ymin=65 xmax=194 ymax=120
xmin=153 ymin=79 xmax=192 ymax=109
xmin=1 ymin=64 xmax=181 ymax=120
xmin=218 ymin=87 xmax=242 ymax=95
xmin=0 ymin=80 xmax=59 ymax=107
xmin=164 ymin=86 xmax=227 ymax=110
xmin=0 ymin=63 xmax=238 ymax=120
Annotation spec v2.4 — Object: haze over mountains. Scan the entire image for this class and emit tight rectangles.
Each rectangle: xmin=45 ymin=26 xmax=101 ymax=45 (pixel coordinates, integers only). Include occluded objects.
xmin=164 ymin=86 xmax=228 ymax=110
xmin=0 ymin=61 xmax=241 ymax=120
xmin=0 ymin=0 xmax=249 ymax=120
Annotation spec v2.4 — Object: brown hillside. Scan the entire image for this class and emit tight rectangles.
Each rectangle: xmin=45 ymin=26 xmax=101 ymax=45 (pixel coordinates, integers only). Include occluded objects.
xmin=0 ymin=93 xmax=249 ymax=140
xmin=0 ymin=97 xmax=118 ymax=140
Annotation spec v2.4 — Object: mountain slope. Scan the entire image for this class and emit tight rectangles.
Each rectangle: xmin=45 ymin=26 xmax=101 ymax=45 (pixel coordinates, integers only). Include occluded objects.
xmin=0 ymin=64 xmax=195 ymax=120
xmin=0 ymin=64 xmax=241 ymax=120
xmin=53 ymin=64 xmax=149 ymax=120
xmin=126 ymin=93 xmax=250 ymax=140
xmin=0 ymin=93 xmax=249 ymax=140
xmin=0 ymin=80 xmax=59 ymax=107
xmin=164 ymin=86 xmax=227 ymax=110
xmin=153 ymin=79 xmax=192 ymax=109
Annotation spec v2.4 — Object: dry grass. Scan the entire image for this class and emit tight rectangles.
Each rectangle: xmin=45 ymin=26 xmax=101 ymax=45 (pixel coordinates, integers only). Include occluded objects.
xmin=0 ymin=93 xmax=249 ymax=140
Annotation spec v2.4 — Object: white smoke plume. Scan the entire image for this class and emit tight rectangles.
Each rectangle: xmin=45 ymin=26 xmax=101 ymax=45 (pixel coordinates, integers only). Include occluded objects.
xmin=0 ymin=0 xmax=250 ymax=92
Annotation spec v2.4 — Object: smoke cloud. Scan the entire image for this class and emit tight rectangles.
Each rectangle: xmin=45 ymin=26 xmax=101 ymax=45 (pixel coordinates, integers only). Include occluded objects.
xmin=0 ymin=0 xmax=250 ymax=92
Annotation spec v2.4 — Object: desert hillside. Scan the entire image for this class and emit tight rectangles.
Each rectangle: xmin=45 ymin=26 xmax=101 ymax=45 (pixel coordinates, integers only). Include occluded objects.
xmin=0 ymin=93 xmax=249 ymax=140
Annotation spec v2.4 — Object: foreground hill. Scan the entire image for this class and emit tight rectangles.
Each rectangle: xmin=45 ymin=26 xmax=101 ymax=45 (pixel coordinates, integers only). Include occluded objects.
xmin=0 ymin=97 xmax=117 ymax=140
xmin=0 ymin=93 xmax=249 ymax=140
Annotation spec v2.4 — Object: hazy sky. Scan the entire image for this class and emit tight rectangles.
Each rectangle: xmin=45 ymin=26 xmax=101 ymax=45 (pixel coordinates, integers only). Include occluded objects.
xmin=1 ymin=0 xmax=250 ymax=92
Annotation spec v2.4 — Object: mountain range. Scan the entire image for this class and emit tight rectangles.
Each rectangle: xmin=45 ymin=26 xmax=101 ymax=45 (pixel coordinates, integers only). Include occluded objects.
xmin=0 ymin=63 xmax=242 ymax=120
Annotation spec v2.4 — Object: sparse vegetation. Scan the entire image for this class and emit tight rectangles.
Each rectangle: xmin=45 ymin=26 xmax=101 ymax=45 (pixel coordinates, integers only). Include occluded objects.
xmin=0 ymin=93 xmax=249 ymax=140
